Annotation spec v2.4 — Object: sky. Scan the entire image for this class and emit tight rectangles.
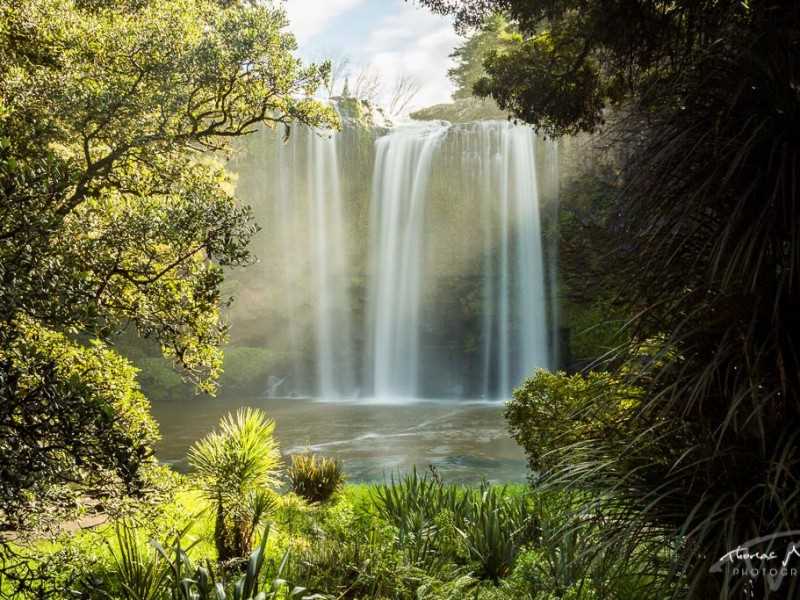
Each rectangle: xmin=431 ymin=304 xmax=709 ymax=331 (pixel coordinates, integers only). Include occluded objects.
xmin=283 ymin=0 xmax=462 ymax=114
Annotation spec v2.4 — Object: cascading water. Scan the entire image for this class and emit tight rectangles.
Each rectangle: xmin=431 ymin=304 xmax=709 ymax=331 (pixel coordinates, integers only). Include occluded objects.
xmin=239 ymin=126 xmax=356 ymax=399
xmin=367 ymin=123 xmax=448 ymax=401
xmin=476 ymin=122 xmax=550 ymax=397
xmin=307 ymin=129 xmax=356 ymax=399
xmin=234 ymin=117 xmax=557 ymax=402
xmin=366 ymin=121 xmax=552 ymax=400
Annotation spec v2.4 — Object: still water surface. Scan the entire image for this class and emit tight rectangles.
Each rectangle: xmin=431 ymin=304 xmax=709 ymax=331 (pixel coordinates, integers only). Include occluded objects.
xmin=152 ymin=397 xmax=527 ymax=483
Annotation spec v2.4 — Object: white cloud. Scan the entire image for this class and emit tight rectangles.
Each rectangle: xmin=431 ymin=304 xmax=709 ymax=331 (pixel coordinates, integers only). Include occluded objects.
xmin=281 ymin=1 xmax=462 ymax=115
xmin=359 ymin=4 xmax=460 ymax=113
xmin=283 ymin=0 xmax=367 ymax=44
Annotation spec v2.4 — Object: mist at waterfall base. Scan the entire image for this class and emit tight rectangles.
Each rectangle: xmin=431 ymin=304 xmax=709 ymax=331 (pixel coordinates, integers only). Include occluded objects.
xmin=153 ymin=117 xmax=558 ymax=482
xmin=230 ymin=119 xmax=559 ymax=405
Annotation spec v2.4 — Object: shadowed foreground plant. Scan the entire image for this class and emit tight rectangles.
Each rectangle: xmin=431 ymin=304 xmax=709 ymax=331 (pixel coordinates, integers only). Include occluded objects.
xmin=292 ymin=522 xmax=410 ymax=599
xmin=91 ymin=521 xmax=304 ymax=600
xmin=373 ymin=470 xmax=533 ymax=581
xmin=287 ymin=455 xmax=345 ymax=504
xmin=188 ymin=408 xmax=281 ymax=562
xmin=458 ymin=484 xmax=533 ymax=583
xmin=85 ymin=520 xmax=197 ymax=600
xmin=97 ymin=520 xmax=175 ymax=600
xmin=421 ymin=2 xmax=800 ymax=597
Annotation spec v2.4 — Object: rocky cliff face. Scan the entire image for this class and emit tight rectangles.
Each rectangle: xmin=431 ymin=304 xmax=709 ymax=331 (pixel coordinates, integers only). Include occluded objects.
xmin=222 ymin=110 xmax=562 ymax=399
xmin=411 ymin=98 xmax=509 ymax=123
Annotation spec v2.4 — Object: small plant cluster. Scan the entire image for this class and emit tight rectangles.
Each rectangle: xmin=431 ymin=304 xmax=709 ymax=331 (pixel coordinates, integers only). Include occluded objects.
xmin=86 ymin=521 xmax=305 ymax=600
xmin=187 ymin=408 xmax=283 ymax=563
xmin=373 ymin=468 xmax=531 ymax=581
xmin=286 ymin=455 xmax=345 ymax=504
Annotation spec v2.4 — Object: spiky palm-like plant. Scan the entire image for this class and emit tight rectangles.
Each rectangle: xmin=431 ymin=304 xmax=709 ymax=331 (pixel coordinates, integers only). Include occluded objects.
xmin=286 ymin=454 xmax=345 ymax=503
xmin=188 ymin=408 xmax=281 ymax=562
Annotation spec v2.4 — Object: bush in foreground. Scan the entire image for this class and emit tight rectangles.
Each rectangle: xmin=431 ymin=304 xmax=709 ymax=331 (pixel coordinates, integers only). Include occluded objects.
xmin=287 ymin=455 xmax=345 ymax=504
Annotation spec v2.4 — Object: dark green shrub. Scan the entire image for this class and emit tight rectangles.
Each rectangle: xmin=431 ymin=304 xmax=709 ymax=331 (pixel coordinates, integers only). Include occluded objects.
xmin=291 ymin=520 xmax=414 ymax=599
xmin=507 ymin=491 xmax=671 ymax=600
xmin=286 ymin=455 xmax=345 ymax=504
xmin=506 ymin=370 xmax=642 ymax=475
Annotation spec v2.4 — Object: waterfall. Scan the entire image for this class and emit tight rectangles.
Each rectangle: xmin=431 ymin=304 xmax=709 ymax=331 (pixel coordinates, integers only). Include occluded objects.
xmin=365 ymin=121 xmax=550 ymax=400
xmin=245 ymin=126 xmax=356 ymax=398
xmin=482 ymin=122 xmax=549 ymax=395
xmin=274 ymin=130 xmax=304 ymax=394
xmin=307 ymin=129 xmax=356 ymax=399
xmin=367 ymin=122 xmax=448 ymax=401
xmin=235 ymin=118 xmax=555 ymax=402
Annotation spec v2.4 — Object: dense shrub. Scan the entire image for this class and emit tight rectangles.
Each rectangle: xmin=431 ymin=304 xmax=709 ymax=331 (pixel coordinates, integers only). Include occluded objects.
xmin=286 ymin=455 xmax=345 ymax=503
xmin=0 ymin=318 xmax=160 ymax=533
xmin=291 ymin=516 xmax=416 ymax=599
xmin=506 ymin=370 xmax=641 ymax=475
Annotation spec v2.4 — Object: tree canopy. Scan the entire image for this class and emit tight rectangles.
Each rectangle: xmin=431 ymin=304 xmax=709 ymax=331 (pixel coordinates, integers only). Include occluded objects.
xmin=447 ymin=14 xmax=510 ymax=101
xmin=0 ymin=0 xmax=336 ymax=535
xmin=422 ymin=1 xmax=800 ymax=597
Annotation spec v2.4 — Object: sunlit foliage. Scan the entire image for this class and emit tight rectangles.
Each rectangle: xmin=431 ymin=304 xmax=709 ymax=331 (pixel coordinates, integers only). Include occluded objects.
xmin=188 ymin=408 xmax=281 ymax=561
xmin=287 ymin=454 xmax=345 ymax=504
xmin=0 ymin=0 xmax=336 ymax=552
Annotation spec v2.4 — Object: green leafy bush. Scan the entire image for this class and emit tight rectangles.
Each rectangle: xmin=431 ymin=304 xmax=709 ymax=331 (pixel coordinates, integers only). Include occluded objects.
xmin=188 ymin=408 xmax=281 ymax=562
xmin=0 ymin=318 xmax=160 ymax=533
xmin=286 ymin=455 xmax=345 ymax=504
xmin=506 ymin=370 xmax=642 ymax=475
